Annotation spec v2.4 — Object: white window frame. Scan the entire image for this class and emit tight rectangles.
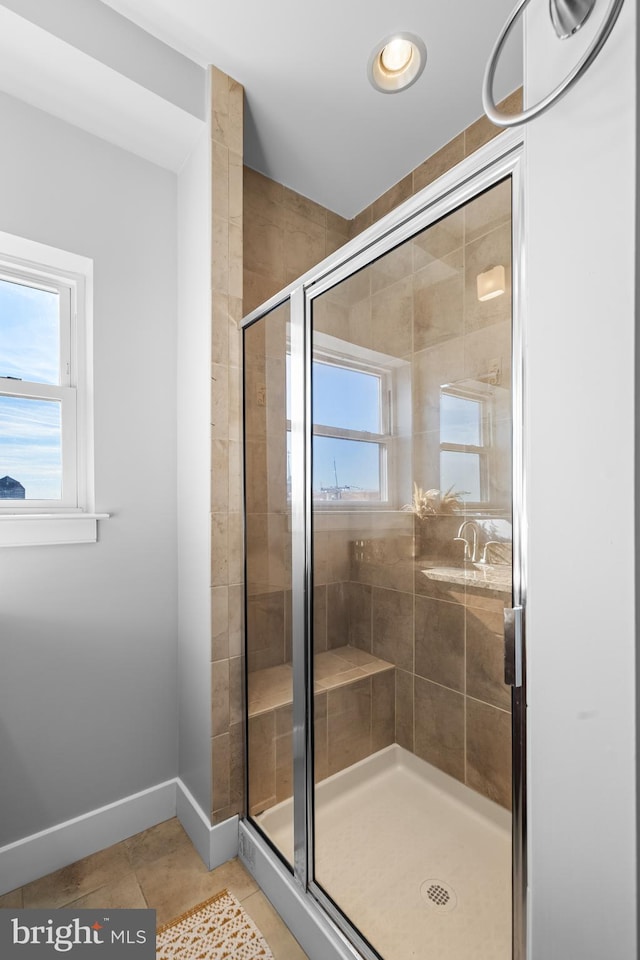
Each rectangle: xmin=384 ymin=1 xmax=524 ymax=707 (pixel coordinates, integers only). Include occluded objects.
xmin=308 ymin=330 xmax=412 ymax=510
xmin=0 ymin=231 xmax=107 ymax=547
xmin=439 ymin=382 xmax=493 ymax=509
xmin=311 ymin=351 xmax=392 ymax=506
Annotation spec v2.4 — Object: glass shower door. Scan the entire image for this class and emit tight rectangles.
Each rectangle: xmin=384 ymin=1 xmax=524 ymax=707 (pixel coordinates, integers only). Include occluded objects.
xmin=309 ymin=179 xmax=515 ymax=960
xmin=244 ymin=299 xmax=295 ymax=868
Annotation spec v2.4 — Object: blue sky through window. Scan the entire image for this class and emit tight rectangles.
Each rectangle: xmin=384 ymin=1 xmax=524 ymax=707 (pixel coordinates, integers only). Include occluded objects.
xmin=0 ymin=279 xmax=61 ymax=499
xmin=312 ymin=436 xmax=381 ymax=496
xmin=0 ymin=279 xmax=59 ymax=384
xmin=440 ymin=393 xmax=481 ymax=445
xmin=312 ymin=362 xmax=382 ymax=496
xmin=440 ymin=450 xmax=481 ymax=502
xmin=0 ymin=397 xmax=62 ymax=500
xmin=286 ymin=355 xmax=384 ymax=495
xmin=312 ymin=362 xmax=380 ymax=433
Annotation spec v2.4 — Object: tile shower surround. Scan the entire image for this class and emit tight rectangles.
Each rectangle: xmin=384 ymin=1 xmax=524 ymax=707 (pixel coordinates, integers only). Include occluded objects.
xmin=247 ymin=540 xmax=512 ymax=812
xmin=243 ymin=174 xmax=514 ymax=811
xmin=210 ymin=84 xmax=522 ymax=824
xmin=247 ymin=647 xmax=395 ymax=815
xmin=210 ymin=66 xmax=245 ymax=825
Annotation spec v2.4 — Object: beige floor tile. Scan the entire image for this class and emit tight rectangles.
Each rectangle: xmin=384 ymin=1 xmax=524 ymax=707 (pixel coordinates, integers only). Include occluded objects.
xmin=7 ymin=832 xmax=304 ymax=959
xmin=65 ymin=872 xmax=147 ymax=910
xmin=206 ymin=857 xmax=259 ymax=903
xmin=242 ymin=890 xmax=309 ymax=960
xmin=0 ymin=888 xmax=23 ymax=908
xmin=124 ymin=817 xmax=189 ymax=870
xmin=22 ymin=843 xmax=132 ymax=909
xmin=135 ymin=841 xmax=219 ymax=926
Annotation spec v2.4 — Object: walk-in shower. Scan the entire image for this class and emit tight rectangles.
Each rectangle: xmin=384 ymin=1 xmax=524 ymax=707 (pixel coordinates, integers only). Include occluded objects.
xmin=242 ymin=135 xmax=526 ymax=960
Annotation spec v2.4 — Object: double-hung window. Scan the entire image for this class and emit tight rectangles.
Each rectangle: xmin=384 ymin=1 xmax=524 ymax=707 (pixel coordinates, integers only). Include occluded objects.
xmin=0 ymin=269 xmax=76 ymax=508
xmin=0 ymin=231 xmax=101 ymax=546
xmin=311 ymin=352 xmax=391 ymax=504
xmin=286 ymin=335 xmax=403 ymax=507
xmin=439 ymin=383 xmax=491 ymax=506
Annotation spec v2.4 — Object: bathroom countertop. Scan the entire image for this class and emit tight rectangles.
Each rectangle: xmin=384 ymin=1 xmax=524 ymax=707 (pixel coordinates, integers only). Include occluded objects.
xmin=421 ymin=562 xmax=511 ymax=595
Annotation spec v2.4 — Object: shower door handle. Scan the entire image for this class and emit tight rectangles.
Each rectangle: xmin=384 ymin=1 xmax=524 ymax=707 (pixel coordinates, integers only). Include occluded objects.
xmin=504 ymin=606 xmax=524 ymax=687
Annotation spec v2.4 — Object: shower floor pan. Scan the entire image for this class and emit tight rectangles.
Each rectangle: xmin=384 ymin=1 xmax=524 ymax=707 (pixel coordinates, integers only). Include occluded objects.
xmin=256 ymin=744 xmax=511 ymax=960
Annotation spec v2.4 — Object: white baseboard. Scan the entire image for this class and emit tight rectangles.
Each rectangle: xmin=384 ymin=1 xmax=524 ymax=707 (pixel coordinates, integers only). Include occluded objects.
xmin=0 ymin=779 xmax=239 ymax=897
xmin=0 ymin=780 xmax=177 ymax=897
xmin=175 ymin=779 xmax=238 ymax=870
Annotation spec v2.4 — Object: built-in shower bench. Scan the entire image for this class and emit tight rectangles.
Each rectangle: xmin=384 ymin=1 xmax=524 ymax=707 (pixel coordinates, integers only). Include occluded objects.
xmin=248 ymin=645 xmax=393 ymax=716
xmin=248 ymin=645 xmax=395 ymax=815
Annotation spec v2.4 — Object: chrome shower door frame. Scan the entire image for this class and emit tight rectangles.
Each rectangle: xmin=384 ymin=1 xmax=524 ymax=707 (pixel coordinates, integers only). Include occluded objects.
xmin=242 ymin=125 xmax=528 ymax=960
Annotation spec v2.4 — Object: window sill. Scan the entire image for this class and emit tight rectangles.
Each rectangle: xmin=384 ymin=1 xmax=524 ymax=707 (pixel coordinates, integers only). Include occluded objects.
xmin=0 ymin=513 xmax=110 ymax=547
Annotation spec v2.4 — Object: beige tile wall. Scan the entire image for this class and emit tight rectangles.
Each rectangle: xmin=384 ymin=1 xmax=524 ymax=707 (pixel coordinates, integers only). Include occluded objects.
xmin=216 ymin=86 xmax=523 ymax=824
xmin=242 ymin=290 xmax=397 ymax=817
xmin=244 ymin=300 xmax=292 ymax=679
xmin=243 ymin=168 xmax=351 ymax=315
xmin=247 ymin=660 xmax=395 ymax=816
xmin=247 ymin=673 xmax=396 ymax=816
xmin=210 ymin=66 xmax=245 ymax=824
xmin=313 ymin=174 xmax=513 ymax=809
xmin=351 ymin=570 xmax=512 ymax=809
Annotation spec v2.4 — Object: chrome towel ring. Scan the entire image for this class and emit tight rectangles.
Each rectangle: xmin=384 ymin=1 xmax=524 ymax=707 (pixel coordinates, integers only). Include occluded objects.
xmin=482 ymin=0 xmax=626 ymax=126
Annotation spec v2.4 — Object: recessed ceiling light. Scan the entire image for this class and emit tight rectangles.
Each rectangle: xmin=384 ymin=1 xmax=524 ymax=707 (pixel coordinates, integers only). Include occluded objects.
xmin=380 ymin=38 xmax=414 ymax=74
xmin=368 ymin=33 xmax=427 ymax=94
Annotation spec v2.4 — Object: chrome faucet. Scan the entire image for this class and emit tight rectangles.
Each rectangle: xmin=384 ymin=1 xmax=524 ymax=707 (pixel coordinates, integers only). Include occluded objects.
xmin=454 ymin=520 xmax=480 ymax=563
xmin=479 ymin=540 xmax=502 ymax=564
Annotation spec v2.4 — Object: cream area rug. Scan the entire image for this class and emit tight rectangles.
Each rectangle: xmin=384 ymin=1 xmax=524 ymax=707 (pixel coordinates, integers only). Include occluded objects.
xmin=156 ymin=889 xmax=274 ymax=960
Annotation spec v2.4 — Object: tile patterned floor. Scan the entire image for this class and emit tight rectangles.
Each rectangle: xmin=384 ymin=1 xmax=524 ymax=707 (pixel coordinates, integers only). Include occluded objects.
xmin=0 ymin=818 xmax=308 ymax=959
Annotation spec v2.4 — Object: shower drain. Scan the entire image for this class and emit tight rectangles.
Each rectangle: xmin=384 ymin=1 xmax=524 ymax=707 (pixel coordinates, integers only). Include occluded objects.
xmin=420 ymin=879 xmax=458 ymax=913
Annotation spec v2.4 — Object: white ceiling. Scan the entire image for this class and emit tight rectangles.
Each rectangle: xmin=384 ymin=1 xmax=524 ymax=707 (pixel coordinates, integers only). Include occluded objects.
xmin=0 ymin=0 xmax=522 ymax=217
xmin=0 ymin=4 xmax=203 ymax=171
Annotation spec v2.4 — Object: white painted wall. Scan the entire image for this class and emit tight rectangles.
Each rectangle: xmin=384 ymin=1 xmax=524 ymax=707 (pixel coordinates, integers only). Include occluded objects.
xmin=176 ymin=123 xmax=212 ymax=816
xmin=524 ymin=2 xmax=637 ymax=956
xmin=0 ymin=0 xmax=205 ymax=119
xmin=0 ymin=92 xmax=179 ymax=847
